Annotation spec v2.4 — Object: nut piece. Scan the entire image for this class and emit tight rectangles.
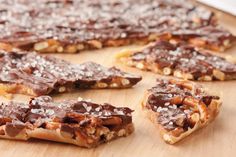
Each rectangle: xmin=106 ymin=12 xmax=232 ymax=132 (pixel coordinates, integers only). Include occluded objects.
xmin=117 ymin=129 xmax=126 ymax=137
xmin=173 ymin=70 xmax=183 ymax=78
xmin=87 ymin=40 xmax=102 ymax=49
xmin=34 ymin=42 xmax=49 ymax=51
xmin=163 ymin=67 xmax=172 ymax=75
xmin=136 ymin=62 xmax=144 ymax=69
xmin=198 ymin=75 xmax=212 ymax=81
xmin=77 ymin=44 xmax=85 ymax=50
xmin=56 ymin=46 xmax=64 ymax=53
xmin=105 ymin=132 xmax=114 ymax=141
xmin=213 ymin=69 xmax=225 ymax=81
xmin=65 ymin=45 xmax=77 ymax=53
xmin=58 ymin=86 xmax=66 ymax=93
xmin=121 ymin=79 xmax=130 ymax=86
xmin=190 ymin=113 xmax=200 ymax=122
xmin=184 ymin=73 xmax=194 ymax=80
xmin=110 ymin=83 xmax=119 ymax=88
xmin=96 ymin=82 xmax=108 ymax=88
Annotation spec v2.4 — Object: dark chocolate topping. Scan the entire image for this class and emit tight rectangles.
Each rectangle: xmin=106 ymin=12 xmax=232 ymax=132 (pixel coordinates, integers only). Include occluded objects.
xmin=131 ymin=41 xmax=236 ymax=78
xmin=0 ymin=50 xmax=141 ymax=95
xmin=0 ymin=0 xmax=232 ymax=48
xmin=0 ymin=96 xmax=133 ymax=137
xmin=146 ymin=79 xmax=219 ymax=130
xmin=28 ymin=96 xmax=133 ymax=124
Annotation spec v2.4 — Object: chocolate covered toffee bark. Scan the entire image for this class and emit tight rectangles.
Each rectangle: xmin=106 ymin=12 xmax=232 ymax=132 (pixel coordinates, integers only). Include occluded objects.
xmin=0 ymin=96 xmax=134 ymax=147
xmin=117 ymin=41 xmax=236 ymax=81
xmin=0 ymin=50 xmax=141 ymax=96
xmin=0 ymin=0 xmax=234 ymax=53
xmin=142 ymin=79 xmax=221 ymax=144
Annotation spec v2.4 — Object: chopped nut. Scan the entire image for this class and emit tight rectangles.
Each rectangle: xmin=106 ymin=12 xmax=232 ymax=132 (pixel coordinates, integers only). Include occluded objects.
xmin=198 ymin=75 xmax=212 ymax=81
xmin=87 ymin=40 xmax=102 ymax=49
xmin=96 ymin=82 xmax=108 ymax=88
xmin=121 ymin=79 xmax=130 ymax=86
xmin=65 ymin=45 xmax=77 ymax=53
xmin=77 ymin=44 xmax=85 ymax=50
xmin=117 ymin=129 xmax=126 ymax=137
xmin=173 ymin=70 xmax=183 ymax=78
xmin=148 ymin=34 xmax=158 ymax=41
xmin=34 ymin=42 xmax=49 ymax=51
xmin=189 ymin=38 xmax=206 ymax=47
xmin=163 ymin=134 xmax=172 ymax=143
xmin=136 ymin=62 xmax=144 ymax=69
xmin=105 ymin=132 xmax=114 ymax=141
xmin=190 ymin=113 xmax=200 ymax=122
xmin=223 ymin=39 xmax=230 ymax=46
xmin=163 ymin=67 xmax=172 ymax=75
xmin=110 ymin=83 xmax=118 ymax=88
xmin=56 ymin=46 xmax=64 ymax=53
xmin=58 ymin=86 xmax=66 ymax=93
xmin=77 ymin=97 xmax=83 ymax=101
xmin=213 ymin=69 xmax=225 ymax=81
xmin=184 ymin=73 xmax=193 ymax=80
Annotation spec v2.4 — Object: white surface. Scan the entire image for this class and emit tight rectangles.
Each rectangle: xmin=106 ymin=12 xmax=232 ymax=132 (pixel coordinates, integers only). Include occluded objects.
xmin=198 ymin=0 xmax=236 ymax=16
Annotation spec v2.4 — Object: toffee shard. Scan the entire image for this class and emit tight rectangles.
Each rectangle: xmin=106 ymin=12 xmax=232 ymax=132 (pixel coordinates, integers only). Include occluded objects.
xmin=117 ymin=40 xmax=236 ymax=81
xmin=0 ymin=50 xmax=141 ymax=96
xmin=0 ymin=96 xmax=134 ymax=147
xmin=0 ymin=0 xmax=234 ymax=53
xmin=142 ymin=79 xmax=221 ymax=144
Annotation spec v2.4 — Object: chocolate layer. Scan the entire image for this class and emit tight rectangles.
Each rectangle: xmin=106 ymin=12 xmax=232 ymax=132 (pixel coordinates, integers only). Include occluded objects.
xmin=130 ymin=41 xmax=236 ymax=80
xmin=0 ymin=96 xmax=134 ymax=138
xmin=0 ymin=0 xmax=233 ymax=52
xmin=0 ymin=50 xmax=141 ymax=95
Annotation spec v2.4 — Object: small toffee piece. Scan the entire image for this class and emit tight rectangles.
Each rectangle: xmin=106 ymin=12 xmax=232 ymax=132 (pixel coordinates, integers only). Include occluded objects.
xmin=142 ymin=79 xmax=221 ymax=144
xmin=0 ymin=96 xmax=134 ymax=147
xmin=0 ymin=50 xmax=141 ymax=96
xmin=117 ymin=40 xmax=236 ymax=81
xmin=0 ymin=0 xmax=234 ymax=53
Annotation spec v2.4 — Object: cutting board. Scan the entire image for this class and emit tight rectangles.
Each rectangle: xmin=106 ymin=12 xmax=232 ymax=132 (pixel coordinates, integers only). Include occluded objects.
xmin=0 ymin=5 xmax=236 ymax=157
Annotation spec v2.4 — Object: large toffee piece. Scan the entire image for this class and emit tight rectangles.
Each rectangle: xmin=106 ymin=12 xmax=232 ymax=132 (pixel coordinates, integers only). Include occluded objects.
xmin=0 ymin=96 xmax=134 ymax=147
xmin=0 ymin=50 xmax=141 ymax=96
xmin=0 ymin=0 xmax=234 ymax=53
xmin=117 ymin=40 xmax=236 ymax=81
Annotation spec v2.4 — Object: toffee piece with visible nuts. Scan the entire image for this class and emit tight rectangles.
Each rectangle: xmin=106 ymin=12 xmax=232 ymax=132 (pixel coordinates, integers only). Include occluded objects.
xmin=0 ymin=0 xmax=234 ymax=53
xmin=0 ymin=50 xmax=141 ymax=96
xmin=142 ymin=79 xmax=221 ymax=144
xmin=117 ymin=40 xmax=236 ymax=81
xmin=0 ymin=96 xmax=134 ymax=147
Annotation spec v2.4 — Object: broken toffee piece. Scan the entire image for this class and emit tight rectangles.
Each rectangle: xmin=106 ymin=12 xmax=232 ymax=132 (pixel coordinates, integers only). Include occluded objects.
xmin=0 ymin=96 xmax=134 ymax=147
xmin=0 ymin=50 xmax=142 ymax=96
xmin=0 ymin=0 xmax=234 ymax=53
xmin=142 ymin=79 xmax=221 ymax=144
xmin=117 ymin=40 xmax=236 ymax=81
